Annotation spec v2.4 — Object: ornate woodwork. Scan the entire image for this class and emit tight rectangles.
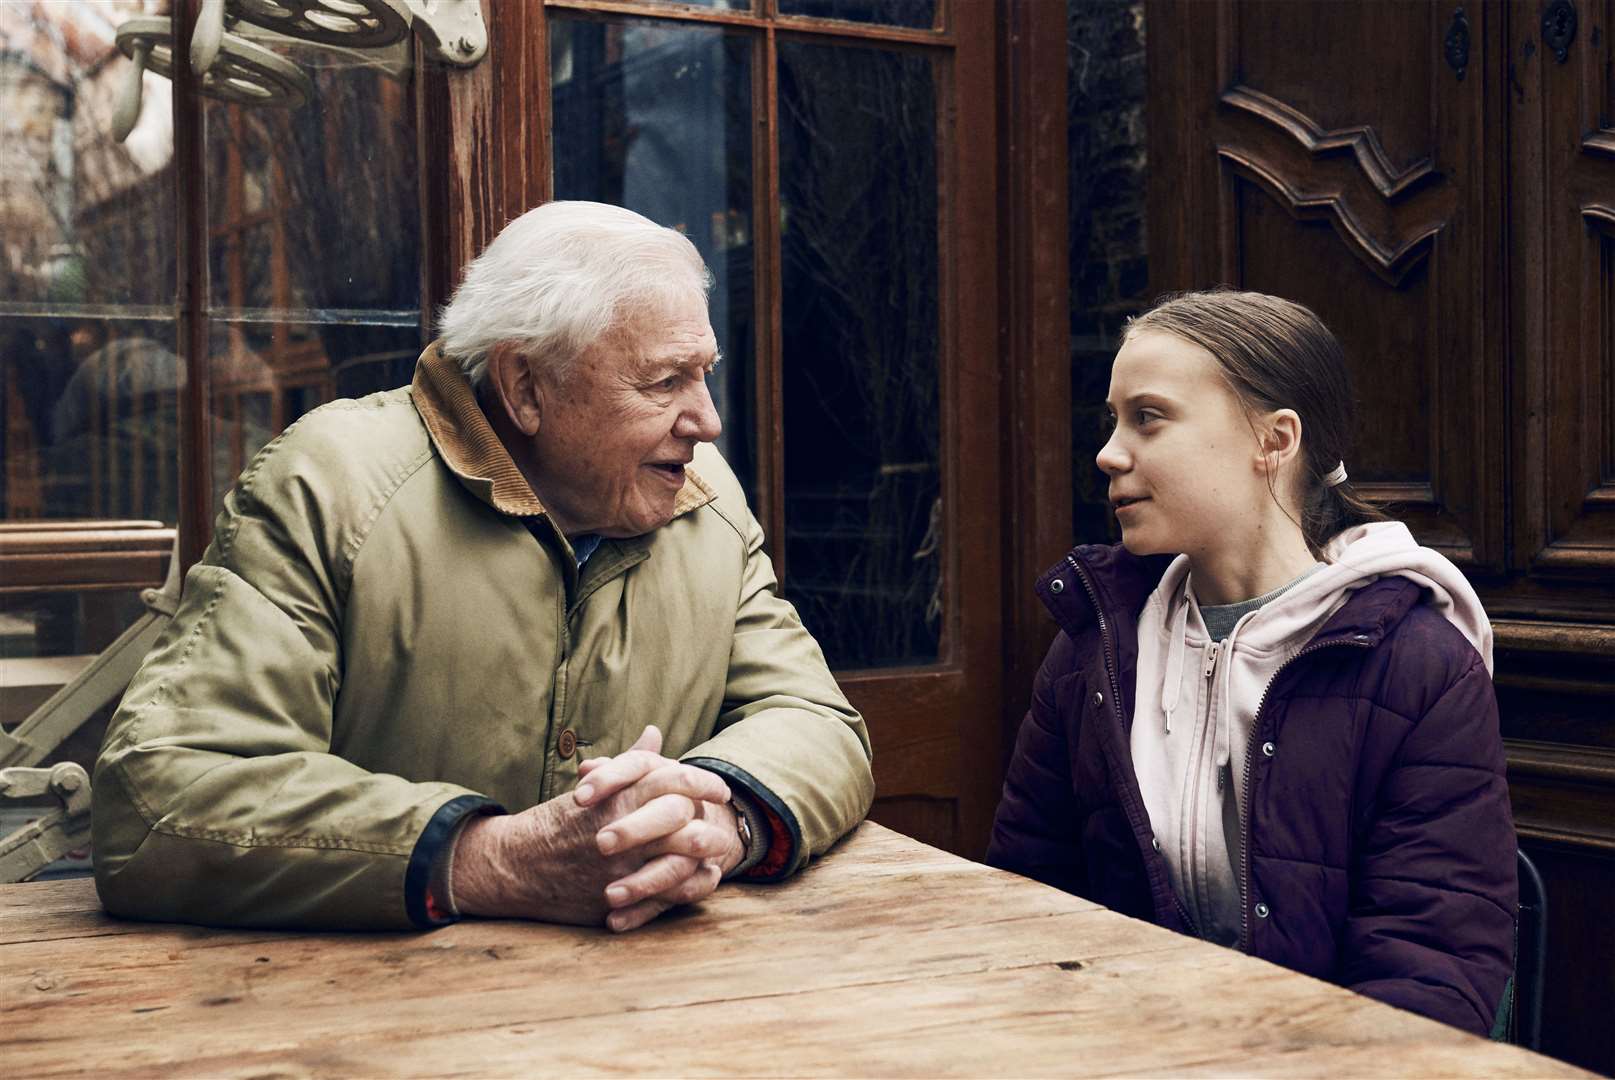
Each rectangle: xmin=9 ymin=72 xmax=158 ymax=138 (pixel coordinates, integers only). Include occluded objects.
xmin=1146 ymin=1 xmax=1615 ymax=1070
xmin=1152 ymin=0 xmax=1504 ymax=571
xmin=1519 ymin=0 xmax=1615 ymax=582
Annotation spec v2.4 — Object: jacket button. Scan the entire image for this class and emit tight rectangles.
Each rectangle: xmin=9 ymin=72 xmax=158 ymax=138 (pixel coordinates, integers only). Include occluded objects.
xmin=1050 ymin=578 xmax=1065 ymax=594
xmin=1254 ymin=902 xmax=1270 ymax=919
xmin=1093 ymin=691 xmax=1104 ymax=708
xmin=1262 ymin=741 xmax=1275 ymax=757
xmin=1151 ymin=836 xmax=1160 ymax=852
xmin=557 ymin=728 xmax=578 ymax=759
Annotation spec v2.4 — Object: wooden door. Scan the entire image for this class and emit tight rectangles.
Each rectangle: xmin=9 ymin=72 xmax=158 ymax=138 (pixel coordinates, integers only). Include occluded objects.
xmin=421 ymin=0 xmax=1007 ymax=857
xmin=1513 ymin=0 xmax=1615 ymax=587
xmin=1146 ymin=0 xmax=1505 ymax=571
xmin=1146 ymin=2 xmax=1615 ymax=1071
xmin=1504 ymin=0 xmax=1615 ymax=1070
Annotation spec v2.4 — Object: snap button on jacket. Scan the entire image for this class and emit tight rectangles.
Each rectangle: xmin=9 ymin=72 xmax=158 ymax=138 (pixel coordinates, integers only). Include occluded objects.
xmin=93 ymin=344 xmax=874 ymax=929
xmin=987 ymin=543 xmax=1516 ymax=1036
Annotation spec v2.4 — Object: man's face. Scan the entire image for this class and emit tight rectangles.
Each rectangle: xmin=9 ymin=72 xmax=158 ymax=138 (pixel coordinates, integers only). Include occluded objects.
xmin=526 ymin=289 xmax=723 ymax=538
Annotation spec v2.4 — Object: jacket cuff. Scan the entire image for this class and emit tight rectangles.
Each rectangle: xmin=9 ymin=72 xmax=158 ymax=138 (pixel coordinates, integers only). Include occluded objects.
xmin=726 ymin=788 xmax=771 ymax=878
xmin=685 ymin=757 xmax=801 ymax=883
xmin=406 ymin=794 xmax=503 ymax=928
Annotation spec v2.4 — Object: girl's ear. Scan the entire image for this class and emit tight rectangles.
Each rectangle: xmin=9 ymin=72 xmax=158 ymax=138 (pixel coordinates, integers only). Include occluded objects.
xmin=1254 ymin=408 xmax=1303 ymax=476
xmin=486 ymin=342 xmax=543 ymax=437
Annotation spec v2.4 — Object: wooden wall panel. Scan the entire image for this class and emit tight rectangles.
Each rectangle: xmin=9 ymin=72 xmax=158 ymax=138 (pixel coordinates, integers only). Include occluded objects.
xmin=1146 ymin=1 xmax=1612 ymax=1071
xmin=1190 ymin=0 xmax=1504 ymax=569
xmin=1526 ymin=3 xmax=1615 ymax=578
xmin=1234 ymin=190 xmax=1434 ymax=484
xmin=1235 ymin=0 xmax=1434 ymax=174
xmin=1517 ymin=837 xmax=1615 ymax=1070
xmin=1501 ymin=8 xmax=1615 ymax=1063
xmin=996 ymin=0 xmax=1072 ymax=778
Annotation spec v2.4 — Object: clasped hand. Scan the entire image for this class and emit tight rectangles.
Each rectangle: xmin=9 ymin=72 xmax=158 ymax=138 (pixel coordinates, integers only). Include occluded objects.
xmin=452 ymin=726 xmax=744 ymax=932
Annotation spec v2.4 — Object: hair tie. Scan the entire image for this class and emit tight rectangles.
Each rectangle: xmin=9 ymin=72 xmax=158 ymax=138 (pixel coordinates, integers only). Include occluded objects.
xmin=1322 ymin=461 xmax=1348 ymax=488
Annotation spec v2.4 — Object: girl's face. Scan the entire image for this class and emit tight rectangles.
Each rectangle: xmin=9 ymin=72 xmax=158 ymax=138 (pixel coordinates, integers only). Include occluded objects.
xmin=1097 ymin=330 xmax=1270 ymax=558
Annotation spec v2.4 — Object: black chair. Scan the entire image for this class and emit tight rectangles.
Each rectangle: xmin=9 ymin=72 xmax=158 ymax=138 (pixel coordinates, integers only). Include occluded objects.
xmin=1493 ymin=848 xmax=1548 ymax=1050
xmin=1514 ymin=848 xmax=1548 ymax=1050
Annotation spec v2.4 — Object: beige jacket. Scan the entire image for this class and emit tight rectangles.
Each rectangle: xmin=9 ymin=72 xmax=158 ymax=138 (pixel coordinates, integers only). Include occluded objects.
xmin=93 ymin=344 xmax=874 ymax=929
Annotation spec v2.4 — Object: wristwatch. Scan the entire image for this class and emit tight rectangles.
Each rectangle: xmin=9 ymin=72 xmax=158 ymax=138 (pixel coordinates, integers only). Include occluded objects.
xmin=732 ymin=801 xmax=752 ymax=855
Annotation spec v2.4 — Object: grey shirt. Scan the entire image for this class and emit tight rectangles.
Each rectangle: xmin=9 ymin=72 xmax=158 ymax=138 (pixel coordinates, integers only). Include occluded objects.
xmin=1198 ymin=563 xmax=1324 ymax=642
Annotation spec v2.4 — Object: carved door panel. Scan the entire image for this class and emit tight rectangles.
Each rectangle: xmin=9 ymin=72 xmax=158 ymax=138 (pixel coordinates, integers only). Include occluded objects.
xmin=1146 ymin=0 xmax=1505 ymax=570
xmin=1514 ymin=0 xmax=1615 ymax=584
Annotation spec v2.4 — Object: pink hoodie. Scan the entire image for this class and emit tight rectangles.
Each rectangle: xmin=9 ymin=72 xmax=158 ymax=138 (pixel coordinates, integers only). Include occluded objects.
xmin=1128 ymin=521 xmax=1493 ymax=946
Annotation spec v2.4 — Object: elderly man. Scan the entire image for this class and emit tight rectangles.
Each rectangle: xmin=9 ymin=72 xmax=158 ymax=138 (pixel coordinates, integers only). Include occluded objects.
xmin=92 ymin=202 xmax=874 ymax=932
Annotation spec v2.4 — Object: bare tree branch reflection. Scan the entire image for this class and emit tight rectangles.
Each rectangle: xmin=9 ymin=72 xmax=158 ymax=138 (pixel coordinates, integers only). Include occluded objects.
xmin=779 ymin=41 xmax=940 ymax=669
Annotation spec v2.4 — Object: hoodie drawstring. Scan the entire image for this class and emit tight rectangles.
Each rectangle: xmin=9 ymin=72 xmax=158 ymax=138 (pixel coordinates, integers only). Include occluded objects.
xmin=1161 ymin=594 xmax=1190 ymax=734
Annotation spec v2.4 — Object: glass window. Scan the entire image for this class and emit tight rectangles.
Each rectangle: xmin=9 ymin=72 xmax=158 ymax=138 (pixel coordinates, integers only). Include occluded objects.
xmin=1 ymin=1 xmax=178 ymax=672
xmin=777 ymin=40 xmax=941 ymax=668
xmin=1 ymin=2 xmax=177 ymax=872
xmin=204 ymin=35 xmax=422 ymax=505
xmin=1067 ymin=0 xmax=1148 ymax=545
xmin=550 ymin=16 xmax=757 ymax=502
xmin=1 ymin=1 xmax=178 ymax=528
xmin=777 ymin=0 xmax=937 ymax=30
xmin=2 ymin=7 xmax=428 ymax=876
xmin=631 ymin=0 xmax=752 ymax=9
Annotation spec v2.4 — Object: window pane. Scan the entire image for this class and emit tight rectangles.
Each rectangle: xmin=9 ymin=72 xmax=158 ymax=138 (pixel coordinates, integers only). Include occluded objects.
xmin=777 ymin=0 xmax=937 ymax=30
xmin=0 ymin=2 xmax=177 ymax=878
xmin=205 ymin=38 xmax=422 ymax=506
xmin=2 ymin=2 xmax=178 ymax=526
xmin=778 ymin=41 xmax=940 ymax=669
xmin=624 ymin=0 xmax=752 ymax=9
xmin=1068 ymin=0 xmax=1148 ymax=545
xmin=550 ymin=17 xmax=756 ymax=503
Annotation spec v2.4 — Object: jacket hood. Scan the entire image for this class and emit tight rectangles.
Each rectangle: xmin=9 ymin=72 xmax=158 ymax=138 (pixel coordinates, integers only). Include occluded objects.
xmin=1271 ymin=521 xmax=1492 ymax=673
xmin=1149 ymin=520 xmax=1491 ymax=729
xmin=1046 ymin=524 xmax=1491 ymax=674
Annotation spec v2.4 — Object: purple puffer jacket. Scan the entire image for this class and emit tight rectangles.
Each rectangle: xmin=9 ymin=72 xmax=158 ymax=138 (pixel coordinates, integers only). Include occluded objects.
xmin=988 ymin=542 xmax=1517 ymax=1035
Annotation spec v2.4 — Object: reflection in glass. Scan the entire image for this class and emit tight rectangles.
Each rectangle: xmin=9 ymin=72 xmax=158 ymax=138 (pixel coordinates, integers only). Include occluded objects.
xmin=632 ymin=0 xmax=752 ymax=8
xmin=0 ymin=2 xmax=177 ymax=808
xmin=778 ymin=0 xmax=937 ymax=30
xmin=550 ymin=17 xmax=756 ymax=502
xmin=204 ymin=46 xmax=422 ymax=503
xmin=2 ymin=1 xmax=178 ymax=534
xmin=778 ymin=41 xmax=940 ymax=669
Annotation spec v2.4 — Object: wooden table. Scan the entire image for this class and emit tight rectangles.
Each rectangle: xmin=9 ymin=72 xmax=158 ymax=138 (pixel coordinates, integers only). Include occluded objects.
xmin=0 ymin=822 xmax=1584 ymax=1078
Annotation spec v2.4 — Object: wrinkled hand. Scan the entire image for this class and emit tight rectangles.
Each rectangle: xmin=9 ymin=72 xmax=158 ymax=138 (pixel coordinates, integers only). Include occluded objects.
xmin=576 ymin=729 xmax=748 ymax=931
xmin=452 ymin=727 xmax=744 ymax=932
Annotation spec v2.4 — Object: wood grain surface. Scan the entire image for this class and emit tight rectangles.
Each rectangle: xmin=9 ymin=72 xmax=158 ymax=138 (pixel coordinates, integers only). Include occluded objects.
xmin=0 ymin=822 xmax=1585 ymax=1078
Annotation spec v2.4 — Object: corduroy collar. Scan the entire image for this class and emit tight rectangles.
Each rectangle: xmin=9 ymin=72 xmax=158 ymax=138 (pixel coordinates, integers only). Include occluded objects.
xmin=409 ymin=340 xmax=717 ymax=522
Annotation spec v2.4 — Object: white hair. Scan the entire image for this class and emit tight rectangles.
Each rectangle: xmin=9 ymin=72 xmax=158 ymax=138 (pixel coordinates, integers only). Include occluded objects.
xmin=436 ymin=201 xmax=712 ymax=388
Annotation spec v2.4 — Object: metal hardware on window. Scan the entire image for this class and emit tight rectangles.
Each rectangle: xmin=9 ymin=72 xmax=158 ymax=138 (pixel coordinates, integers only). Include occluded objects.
xmin=1444 ymin=7 xmax=1471 ymax=81
xmin=1542 ymin=0 xmax=1577 ymax=63
xmin=112 ymin=0 xmax=487 ymax=143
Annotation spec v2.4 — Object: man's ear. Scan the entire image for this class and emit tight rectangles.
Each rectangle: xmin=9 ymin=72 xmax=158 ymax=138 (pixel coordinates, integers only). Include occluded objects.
xmin=1254 ymin=408 xmax=1303 ymax=477
xmin=485 ymin=342 xmax=542 ymax=437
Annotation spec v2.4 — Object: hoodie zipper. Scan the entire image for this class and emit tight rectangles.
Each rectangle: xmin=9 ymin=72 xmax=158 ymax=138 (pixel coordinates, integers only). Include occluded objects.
xmin=1237 ymin=634 xmax=1375 ymax=953
xmin=1068 ymin=554 xmax=1200 ymax=937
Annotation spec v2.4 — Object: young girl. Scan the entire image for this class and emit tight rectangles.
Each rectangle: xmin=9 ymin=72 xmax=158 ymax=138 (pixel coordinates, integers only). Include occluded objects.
xmin=989 ymin=290 xmax=1516 ymax=1035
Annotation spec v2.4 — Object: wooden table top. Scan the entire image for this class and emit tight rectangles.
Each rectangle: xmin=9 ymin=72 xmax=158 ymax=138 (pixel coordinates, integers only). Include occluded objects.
xmin=0 ymin=822 xmax=1584 ymax=1078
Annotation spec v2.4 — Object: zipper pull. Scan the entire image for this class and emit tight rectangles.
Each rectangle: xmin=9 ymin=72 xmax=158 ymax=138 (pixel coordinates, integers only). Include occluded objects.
xmin=1203 ymin=640 xmax=1221 ymax=679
